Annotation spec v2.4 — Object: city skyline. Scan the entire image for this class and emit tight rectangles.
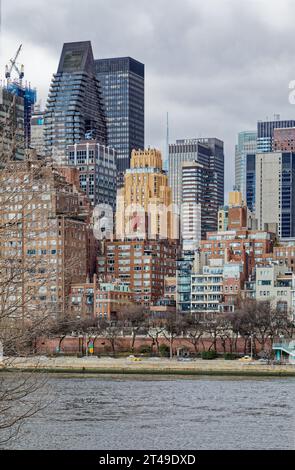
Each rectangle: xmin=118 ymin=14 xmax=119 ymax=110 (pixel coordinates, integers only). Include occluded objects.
xmin=2 ymin=1 xmax=295 ymax=457
xmin=3 ymin=0 xmax=295 ymax=196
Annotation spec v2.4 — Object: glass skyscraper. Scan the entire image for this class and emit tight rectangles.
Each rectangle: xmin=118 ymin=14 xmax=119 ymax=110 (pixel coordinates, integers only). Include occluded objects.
xmin=235 ymin=131 xmax=257 ymax=201
xmin=95 ymin=57 xmax=144 ymax=186
xmin=45 ymin=41 xmax=107 ymax=163
xmin=199 ymin=138 xmax=224 ymax=208
xmin=182 ymin=161 xmax=218 ymax=246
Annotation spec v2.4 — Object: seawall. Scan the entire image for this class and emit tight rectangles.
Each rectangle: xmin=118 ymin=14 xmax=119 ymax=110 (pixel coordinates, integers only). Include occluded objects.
xmin=1 ymin=357 xmax=295 ymax=377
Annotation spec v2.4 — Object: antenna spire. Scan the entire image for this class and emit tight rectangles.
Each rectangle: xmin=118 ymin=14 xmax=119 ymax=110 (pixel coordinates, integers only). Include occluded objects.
xmin=164 ymin=112 xmax=169 ymax=173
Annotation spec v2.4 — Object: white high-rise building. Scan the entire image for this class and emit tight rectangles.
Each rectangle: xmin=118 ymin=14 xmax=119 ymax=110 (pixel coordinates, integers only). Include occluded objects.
xmin=255 ymin=152 xmax=295 ymax=238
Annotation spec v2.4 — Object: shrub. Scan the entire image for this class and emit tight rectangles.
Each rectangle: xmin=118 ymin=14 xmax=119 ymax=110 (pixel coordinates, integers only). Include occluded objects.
xmin=223 ymin=353 xmax=239 ymax=360
xmin=201 ymin=350 xmax=218 ymax=360
xmin=159 ymin=344 xmax=170 ymax=357
xmin=139 ymin=345 xmax=152 ymax=355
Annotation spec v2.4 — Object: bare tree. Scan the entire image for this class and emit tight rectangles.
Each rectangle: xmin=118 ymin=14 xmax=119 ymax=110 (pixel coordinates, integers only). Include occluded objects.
xmin=233 ymin=300 xmax=257 ymax=355
xmin=232 ymin=299 xmax=294 ymax=356
xmin=0 ymin=347 xmax=53 ymax=443
xmin=0 ymin=95 xmax=91 ymax=443
xmin=278 ymin=312 xmax=295 ymax=341
xmin=162 ymin=311 xmax=187 ymax=359
xmin=201 ymin=314 xmax=224 ymax=352
xmin=184 ymin=314 xmax=204 ymax=354
xmin=147 ymin=325 xmax=166 ymax=355
xmin=0 ymin=140 xmax=54 ymax=443
xmin=118 ymin=304 xmax=147 ymax=353
xmin=97 ymin=320 xmax=123 ymax=355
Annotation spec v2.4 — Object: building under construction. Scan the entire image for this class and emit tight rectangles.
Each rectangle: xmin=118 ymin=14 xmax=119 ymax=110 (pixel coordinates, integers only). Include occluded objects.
xmin=5 ymin=82 xmax=36 ymax=148
xmin=1 ymin=45 xmax=37 ymax=155
xmin=0 ymin=87 xmax=25 ymax=161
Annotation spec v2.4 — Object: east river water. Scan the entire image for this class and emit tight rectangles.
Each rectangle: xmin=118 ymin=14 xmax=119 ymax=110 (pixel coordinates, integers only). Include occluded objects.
xmin=5 ymin=375 xmax=295 ymax=450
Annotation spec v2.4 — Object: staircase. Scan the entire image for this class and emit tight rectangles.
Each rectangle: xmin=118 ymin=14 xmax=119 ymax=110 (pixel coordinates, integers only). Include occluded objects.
xmin=273 ymin=341 xmax=295 ymax=360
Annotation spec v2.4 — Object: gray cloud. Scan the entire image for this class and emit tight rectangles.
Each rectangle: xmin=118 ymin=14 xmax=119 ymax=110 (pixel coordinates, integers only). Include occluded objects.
xmin=2 ymin=0 xmax=295 ymax=195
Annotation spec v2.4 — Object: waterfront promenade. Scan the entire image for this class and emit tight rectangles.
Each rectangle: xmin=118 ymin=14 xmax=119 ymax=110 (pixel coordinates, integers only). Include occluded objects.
xmin=1 ymin=356 xmax=295 ymax=377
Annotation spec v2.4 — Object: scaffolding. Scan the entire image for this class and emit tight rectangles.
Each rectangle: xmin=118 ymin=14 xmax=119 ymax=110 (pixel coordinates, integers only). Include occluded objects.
xmin=4 ymin=45 xmax=37 ymax=148
xmin=6 ymin=82 xmax=36 ymax=148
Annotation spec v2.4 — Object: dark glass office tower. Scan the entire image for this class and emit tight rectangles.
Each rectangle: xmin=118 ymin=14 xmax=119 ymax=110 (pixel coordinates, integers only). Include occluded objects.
xmin=95 ymin=57 xmax=144 ymax=186
xmin=45 ymin=41 xmax=107 ymax=162
xmin=281 ymin=153 xmax=295 ymax=238
xmin=246 ymin=154 xmax=256 ymax=212
xmin=199 ymin=137 xmax=224 ymax=207
xmin=182 ymin=161 xmax=218 ymax=244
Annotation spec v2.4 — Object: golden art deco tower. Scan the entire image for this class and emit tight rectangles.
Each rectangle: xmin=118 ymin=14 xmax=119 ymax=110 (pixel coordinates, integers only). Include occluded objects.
xmin=116 ymin=148 xmax=177 ymax=240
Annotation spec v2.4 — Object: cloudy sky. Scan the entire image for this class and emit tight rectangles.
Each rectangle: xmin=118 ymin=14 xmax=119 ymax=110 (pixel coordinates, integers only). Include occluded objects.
xmin=1 ymin=0 xmax=295 ymax=195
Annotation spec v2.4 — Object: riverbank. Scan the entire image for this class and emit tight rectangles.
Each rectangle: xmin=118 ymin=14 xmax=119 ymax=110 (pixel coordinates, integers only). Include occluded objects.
xmin=1 ymin=356 xmax=295 ymax=377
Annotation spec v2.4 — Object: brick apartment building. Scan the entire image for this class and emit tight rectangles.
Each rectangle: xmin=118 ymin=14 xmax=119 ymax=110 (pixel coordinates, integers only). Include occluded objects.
xmin=70 ymin=275 xmax=135 ymax=321
xmin=98 ymin=240 xmax=178 ymax=308
xmin=200 ymin=229 xmax=276 ymax=278
xmin=0 ymin=153 xmax=96 ymax=322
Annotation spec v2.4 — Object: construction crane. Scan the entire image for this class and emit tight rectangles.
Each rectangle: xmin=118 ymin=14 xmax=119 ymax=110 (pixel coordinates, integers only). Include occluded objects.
xmin=5 ymin=44 xmax=24 ymax=85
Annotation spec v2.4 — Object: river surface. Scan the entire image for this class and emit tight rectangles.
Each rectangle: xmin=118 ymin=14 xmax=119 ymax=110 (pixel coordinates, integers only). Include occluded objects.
xmin=5 ymin=375 xmax=295 ymax=450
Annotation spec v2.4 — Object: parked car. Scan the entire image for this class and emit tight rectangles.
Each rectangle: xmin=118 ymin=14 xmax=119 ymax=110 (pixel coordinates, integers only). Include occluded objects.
xmin=238 ymin=355 xmax=252 ymax=362
xmin=127 ymin=355 xmax=142 ymax=362
xmin=257 ymin=358 xmax=269 ymax=364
